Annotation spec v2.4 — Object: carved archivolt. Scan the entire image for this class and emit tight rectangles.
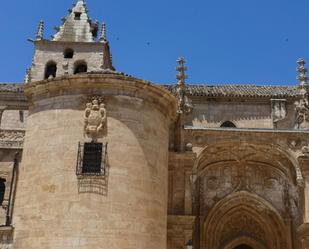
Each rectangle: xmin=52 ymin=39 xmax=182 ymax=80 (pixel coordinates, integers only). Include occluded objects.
xmin=202 ymin=191 xmax=289 ymax=249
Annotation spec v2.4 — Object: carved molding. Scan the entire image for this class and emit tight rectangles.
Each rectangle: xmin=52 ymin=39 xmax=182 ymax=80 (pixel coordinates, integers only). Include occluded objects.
xmin=202 ymin=191 xmax=289 ymax=249
xmin=0 ymin=130 xmax=25 ymax=149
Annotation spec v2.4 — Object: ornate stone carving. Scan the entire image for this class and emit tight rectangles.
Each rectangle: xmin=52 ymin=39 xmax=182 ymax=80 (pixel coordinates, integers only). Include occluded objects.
xmin=271 ymin=99 xmax=287 ymax=125
xmin=0 ymin=130 xmax=25 ymax=149
xmin=295 ymin=96 xmax=309 ymax=129
xmin=197 ymin=156 xmax=300 ymax=220
xmin=175 ymin=58 xmax=193 ymax=114
xmin=0 ymin=131 xmax=25 ymax=141
xmin=84 ymin=97 xmax=107 ymax=141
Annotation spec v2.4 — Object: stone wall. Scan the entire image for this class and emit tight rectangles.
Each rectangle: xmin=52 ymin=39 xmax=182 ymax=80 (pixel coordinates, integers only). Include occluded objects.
xmin=12 ymin=75 xmax=176 ymax=249
xmin=30 ymin=42 xmax=105 ymax=82
xmin=189 ymin=100 xmax=296 ymax=129
xmin=1 ymin=110 xmax=28 ymax=130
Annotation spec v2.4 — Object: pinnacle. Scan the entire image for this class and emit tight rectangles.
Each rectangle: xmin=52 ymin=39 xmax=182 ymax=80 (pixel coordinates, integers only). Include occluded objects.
xmin=52 ymin=0 xmax=96 ymax=42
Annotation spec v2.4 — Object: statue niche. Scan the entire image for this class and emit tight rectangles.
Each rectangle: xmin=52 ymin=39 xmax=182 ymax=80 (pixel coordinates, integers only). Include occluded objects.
xmin=84 ymin=97 xmax=107 ymax=141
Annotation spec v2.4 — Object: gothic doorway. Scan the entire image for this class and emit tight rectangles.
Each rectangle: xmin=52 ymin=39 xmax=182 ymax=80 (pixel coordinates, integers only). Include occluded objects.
xmin=193 ymin=142 xmax=298 ymax=249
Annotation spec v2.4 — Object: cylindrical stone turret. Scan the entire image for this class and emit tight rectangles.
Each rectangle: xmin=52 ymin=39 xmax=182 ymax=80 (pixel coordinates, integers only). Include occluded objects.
xmin=12 ymin=74 xmax=176 ymax=249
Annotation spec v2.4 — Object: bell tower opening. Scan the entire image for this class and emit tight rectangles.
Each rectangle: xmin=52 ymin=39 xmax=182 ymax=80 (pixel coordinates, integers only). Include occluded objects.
xmin=233 ymin=245 xmax=253 ymax=249
xmin=44 ymin=61 xmax=57 ymax=79
xmin=74 ymin=61 xmax=87 ymax=74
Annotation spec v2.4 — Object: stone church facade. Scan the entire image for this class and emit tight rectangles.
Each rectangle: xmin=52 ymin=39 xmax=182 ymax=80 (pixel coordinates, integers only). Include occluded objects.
xmin=0 ymin=0 xmax=309 ymax=248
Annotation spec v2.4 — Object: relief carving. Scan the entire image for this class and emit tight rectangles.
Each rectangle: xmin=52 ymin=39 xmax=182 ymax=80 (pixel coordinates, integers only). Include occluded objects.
xmin=198 ymin=162 xmax=299 ymax=220
xmin=84 ymin=97 xmax=107 ymax=141
xmin=271 ymin=99 xmax=287 ymax=125
xmin=295 ymin=96 xmax=309 ymax=129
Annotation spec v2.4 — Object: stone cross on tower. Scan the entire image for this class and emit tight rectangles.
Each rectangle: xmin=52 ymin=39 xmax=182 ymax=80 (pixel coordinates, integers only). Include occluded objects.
xmin=297 ymin=58 xmax=309 ymax=94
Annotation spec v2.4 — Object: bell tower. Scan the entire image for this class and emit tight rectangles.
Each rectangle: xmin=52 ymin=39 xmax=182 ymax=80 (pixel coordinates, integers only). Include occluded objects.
xmin=26 ymin=0 xmax=114 ymax=83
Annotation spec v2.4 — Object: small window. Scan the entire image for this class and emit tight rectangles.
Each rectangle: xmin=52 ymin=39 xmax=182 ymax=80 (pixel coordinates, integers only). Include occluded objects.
xmin=220 ymin=121 xmax=236 ymax=128
xmin=82 ymin=143 xmax=103 ymax=174
xmin=74 ymin=12 xmax=82 ymax=20
xmin=76 ymin=142 xmax=107 ymax=176
xmin=0 ymin=178 xmax=6 ymax=205
xmin=19 ymin=110 xmax=24 ymax=123
xmin=64 ymin=48 xmax=74 ymax=59
xmin=44 ymin=61 xmax=57 ymax=79
xmin=74 ymin=61 xmax=88 ymax=74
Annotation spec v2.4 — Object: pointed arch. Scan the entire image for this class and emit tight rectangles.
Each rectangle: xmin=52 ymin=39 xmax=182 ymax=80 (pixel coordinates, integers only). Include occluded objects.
xmin=202 ymin=191 xmax=290 ymax=249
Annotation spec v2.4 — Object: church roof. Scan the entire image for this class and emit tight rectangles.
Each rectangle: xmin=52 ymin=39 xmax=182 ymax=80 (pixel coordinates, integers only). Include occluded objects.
xmin=0 ymin=82 xmax=303 ymax=99
xmin=52 ymin=0 xmax=98 ymax=42
xmin=165 ymin=84 xmax=303 ymax=98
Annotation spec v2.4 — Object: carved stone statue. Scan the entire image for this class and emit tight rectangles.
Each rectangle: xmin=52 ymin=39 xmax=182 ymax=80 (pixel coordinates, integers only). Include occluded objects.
xmin=271 ymin=99 xmax=287 ymax=125
xmin=295 ymin=96 xmax=309 ymax=129
xmin=84 ymin=97 xmax=107 ymax=140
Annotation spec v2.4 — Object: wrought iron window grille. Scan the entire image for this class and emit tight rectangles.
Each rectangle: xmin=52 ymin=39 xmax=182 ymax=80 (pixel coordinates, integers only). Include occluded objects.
xmin=76 ymin=142 xmax=107 ymax=177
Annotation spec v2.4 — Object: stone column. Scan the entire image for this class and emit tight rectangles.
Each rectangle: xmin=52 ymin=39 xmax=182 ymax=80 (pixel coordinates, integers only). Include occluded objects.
xmin=13 ymin=74 xmax=177 ymax=249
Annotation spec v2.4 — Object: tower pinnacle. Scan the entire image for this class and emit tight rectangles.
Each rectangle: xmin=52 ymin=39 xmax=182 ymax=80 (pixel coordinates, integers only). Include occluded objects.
xmin=99 ymin=23 xmax=107 ymax=43
xmin=176 ymin=57 xmax=188 ymax=86
xmin=297 ymin=58 xmax=308 ymax=93
xmin=36 ymin=20 xmax=44 ymax=40
xmin=175 ymin=57 xmax=192 ymax=114
xmin=53 ymin=0 xmax=97 ymax=42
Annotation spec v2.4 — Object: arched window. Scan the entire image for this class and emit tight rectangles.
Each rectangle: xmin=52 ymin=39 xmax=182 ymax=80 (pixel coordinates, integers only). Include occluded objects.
xmin=44 ymin=61 xmax=57 ymax=79
xmin=64 ymin=48 xmax=74 ymax=59
xmin=0 ymin=178 xmax=6 ymax=205
xmin=233 ymin=245 xmax=253 ymax=249
xmin=74 ymin=61 xmax=88 ymax=74
xmin=220 ymin=121 xmax=236 ymax=128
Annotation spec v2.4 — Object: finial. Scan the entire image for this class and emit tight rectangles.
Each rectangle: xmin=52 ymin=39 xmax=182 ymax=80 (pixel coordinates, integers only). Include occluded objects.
xmin=297 ymin=58 xmax=308 ymax=92
xmin=176 ymin=57 xmax=187 ymax=86
xmin=36 ymin=20 xmax=44 ymax=40
xmin=100 ymin=23 xmax=107 ymax=42
xmin=24 ymin=68 xmax=31 ymax=83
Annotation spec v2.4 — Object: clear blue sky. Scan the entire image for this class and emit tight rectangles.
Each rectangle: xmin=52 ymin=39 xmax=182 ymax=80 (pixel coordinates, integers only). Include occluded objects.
xmin=1 ymin=0 xmax=309 ymax=85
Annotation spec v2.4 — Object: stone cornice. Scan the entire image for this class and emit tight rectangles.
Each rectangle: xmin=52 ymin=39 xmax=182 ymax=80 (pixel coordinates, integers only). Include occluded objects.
xmin=24 ymin=74 xmax=177 ymax=121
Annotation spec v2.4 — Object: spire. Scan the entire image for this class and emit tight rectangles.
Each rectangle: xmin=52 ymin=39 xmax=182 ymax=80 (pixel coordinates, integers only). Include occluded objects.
xmin=175 ymin=57 xmax=192 ymax=114
xmin=297 ymin=58 xmax=308 ymax=94
xmin=53 ymin=0 xmax=98 ymax=42
xmin=36 ymin=20 xmax=44 ymax=40
xmin=99 ymin=23 xmax=107 ymax=43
